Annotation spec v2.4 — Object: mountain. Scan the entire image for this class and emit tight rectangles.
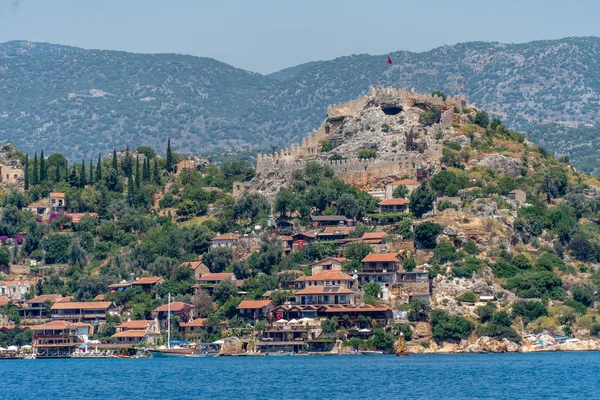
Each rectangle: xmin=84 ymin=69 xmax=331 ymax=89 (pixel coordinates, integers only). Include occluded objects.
xmin=1 ymin=37 xmax=600 ymax=161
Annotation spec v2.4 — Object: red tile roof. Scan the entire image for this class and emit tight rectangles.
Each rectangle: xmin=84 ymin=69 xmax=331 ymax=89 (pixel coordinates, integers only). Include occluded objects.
xmin=303 ymin=270 xmax=353 ymax=281
xmin=296 ymin=286 xmax=354 ymax=295
xmin=94 ymin=294 xmax=106 ymax=301
xmin=323 ymin=226 xmax=354 ymax=234
xmin=211 ymin=233 xmax=240 ymax=241
xmin=112 ymin=330 xmax=158 ymax=338
xmin=115 ymin=320 xmax=154 ymax=330
xmin=50 ymin=192 xmax=65 ymax=198
xmin=0 ymin=295 xmax=9 ymax=307
xmin=153 ymin=302 xmax=192 ymax=313
xmin=237 ymin=300 xmax=273 ymax=309
xmin=362 ymin=253 xmax=400 ymax=263
xmin=132 ymin=276 xmax=163 ymax=286
xmin=379 ymin=198 xmax=409 ymax=206
xmin=64 ymin=212 xmax=99 ymax=223
xmin=182 ymin=261 xmax=208 ymax=271
xmin=311 ymin=257 xmax=347 ymax=266
xmin=324 ymin=304 xmax=392 ymax=313
xmin=50 ymin=301 xmax=113 ymax=310
xmin=27 ymin=294 xmax=62 ymax=304
xmin=180 ymin=318 xmax=207 ymax=328
xmin=198 ymin=273 xmax=232 ymax=282
xmin=361 ymin=232 xmax=388 ymax=240
xmin=277 ymin=270 xmax=304 ymax=276
xmin=278 ymin=236 xmax=293 ymax=241
xmin=32 ymin=320 xmax=91 ymax=330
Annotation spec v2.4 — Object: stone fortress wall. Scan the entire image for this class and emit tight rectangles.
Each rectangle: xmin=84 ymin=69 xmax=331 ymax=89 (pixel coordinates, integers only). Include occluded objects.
xmin=254 ymin=88 xmax=460 ymax=183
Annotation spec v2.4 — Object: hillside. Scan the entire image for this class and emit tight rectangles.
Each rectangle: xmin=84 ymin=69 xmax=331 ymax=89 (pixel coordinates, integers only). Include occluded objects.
xmin=2 ymin=89 xmax=600 ymax=352
xmin=1 ymin=38 xmax=600 ymax=162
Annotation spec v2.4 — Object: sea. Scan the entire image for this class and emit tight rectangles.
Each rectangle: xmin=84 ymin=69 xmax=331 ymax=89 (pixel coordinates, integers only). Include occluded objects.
xmin=1 ymin=352 xmax=599 ymax=399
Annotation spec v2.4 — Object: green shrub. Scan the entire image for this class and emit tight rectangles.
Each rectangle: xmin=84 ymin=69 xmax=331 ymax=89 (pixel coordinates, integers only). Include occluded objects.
xmin=573 ymin=284 xmax=595 ymax=307
xmin=358 ymin=149 xmax=376 ymax=160
xmin=452 ymin=257 xmax=482 ymax=278
xmin=591 ymin=324 xmax=600 ymax=337
xmin=563 ymin=299 xmax=587 ymax=315
xmin=434 ymin=242 xmax=457 ymax=264
xmin=457 ymin=291 xmax=477 ymax=303
xmin=511 ymin=301 xmax=548 ymax=324
xmin=419 ymin=106 xmax=441 ymax=126
xmin=414 ymin=222 xmax=442 ymax=249
xmin=437 ymin=200 xmax=458 ymax=212
xmin=505 ymin=271 xmax=562 ymax=299
xmin=431 ymin=309 xmax=474 ymax=342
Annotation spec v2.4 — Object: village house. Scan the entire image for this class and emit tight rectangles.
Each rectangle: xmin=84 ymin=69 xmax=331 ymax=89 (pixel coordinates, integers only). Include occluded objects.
xmin=32 ymin=321 xmax=93 ymax=358
xmin=361 ymin=232 xmax=388 ymax=244
xmin=0 ymin=165 xmax=24 ymax=186
xmin=291 ymin=232 xmax=315 ymax=251
xmin=294 ymin=286 xmax=356 ymax=306
xmin=508 ymin=189 xmax=527 ymax=204
xmin=394 ymin=270 xmax=431 ymax=304
xmin=277 ymin=235 xmax=293 ymax=254
xmin=196 ymin=272 xmax=236 ymax=294
xmin=182 ymin=261 xmax=210 ymax=281
xmin=316 ymin=226 xmax=354 ymax=241
xmin=107 ymin=282 xmax=132 ymax=293
xmin=310 ymin=257 xmax=347 ymax=274
xmin=111 ymin=329 xmax=161 ymax=346
xmin=0 ymin=279 xmax=32 ymax=301
xmin=236 ymin=300 xmax=274 ymax=323
xmin=359 ymin=253 xmax=402 ymax=299
xmin=295 ymin=270 xmax=355 ymax=290
xmin=173 ymin=159 xmax=196 ymax=174
xmin=153 ymin=302 xmax=193 ymax=330
xmin=310 ymin=215 xmax=349 ymax=227
xmin=379 ymin=198 xmax=410 ymax=213
xmin=50 ymin=192 xmax=67 ymax=214
xmin=49 ymin=301 xmax=118 ymax=326
xmin=210 ymin=233 xmax=240 ymax=249
xmin=385 ymin=179 xmax=420 ymax=199
xmin=258 ymin=326 xmax=309 ymax=354
xmin=179 ymin=318 xmax=207 ymax=338
xmin=115 ymin=319 xmax=157 ymax=333
xmin=131 ymin=276 xmax=164 ymax=292
xmin=19 ymin=294 xmax=63 ymax=319
xmin=274 ymin=217 xmax=295 ymax=233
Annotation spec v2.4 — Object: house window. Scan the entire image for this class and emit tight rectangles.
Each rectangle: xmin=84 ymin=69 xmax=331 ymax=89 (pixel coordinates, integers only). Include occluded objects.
xmin=340 ymin=296 xmax=346 ymax=303
xmin=323 ymin=295 xmax=329 ymax=303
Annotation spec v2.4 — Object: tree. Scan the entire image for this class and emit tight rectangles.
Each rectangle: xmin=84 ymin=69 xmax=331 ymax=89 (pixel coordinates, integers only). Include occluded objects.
xmin=476 ymin=303 xmax=496 ymax=323
xmin=153 ymin=159 xmax=160 ymax=184
xmin=343 ymin=242 xmax=373 ymax=263
xmin=321 ymin=317 xmax=338 ymax=336
xmin=0 ymin=247 xmax=10 ymax=269
xmin=88 ymin=159 xmax=94 ymax=185
xmin=202 ymin=247 xmax=233 ymax=273
xmin=112 ymin=149 xmax=118 ymax=170
xmin=79 ymin=160 xmax=87 ymax=188
xmin=23 ymin=154 xmax=29 ymax=190
xmin=274 ymin=187 xmax=298 ymax=217
xmin=55 ymin=159 xmax=61 ymax=183
xmin=336 ymin=193 xmax=360 ymax=219
xmin=393 ymin=185 xmax=409 ymax=199
xmin=96 ymin=153 xmax=102 ymax=182
xmin=212 ymin=279 xmax=237 ymax=304
xmin=32 ymin=152 xmax=38 ymax=185
xmin=43 ymin=234 xmax=72 ymax=264
xmin=407 ymin=298 xmax=431 ymax=322
xmin=403 ymin=257 xmax=416 ymax=272
xmin=39 ymin=149 xmax=46 ymax=182
xmin=573 ymin=284 xmax=595 ymax=307
xmin=409 ymin=183 xmax=435 ymax=218
xmin=414 ymin=221 xmax=442 ymax=249
xmin=166 ymin=138 xmax=174 ymax=172
xmin=474 ymin=110 xmax=489 ymax=128
xmin=372 ymin=328 xmax=395 ymax=353
xmin=192 ymin=289 xmax=214 ymax=317
xmin=135 ymin=156 xmax=141 ymax=189
xmin=512 ymin=301 xmax=548 ymax=324
xmin=420 ymin=106 xmax=441 ymax=126
xmin=540 ymin=168 xmax=569 ymax=201
xmin=363 ymin=282 xmax=382 ymax=298
xmin=430 ymin=309 xmax=474 ymax=342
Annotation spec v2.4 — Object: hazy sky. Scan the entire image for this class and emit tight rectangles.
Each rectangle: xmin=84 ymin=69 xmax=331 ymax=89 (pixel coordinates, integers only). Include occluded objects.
xmin=0 ymin=0 xmax=599 ymax=74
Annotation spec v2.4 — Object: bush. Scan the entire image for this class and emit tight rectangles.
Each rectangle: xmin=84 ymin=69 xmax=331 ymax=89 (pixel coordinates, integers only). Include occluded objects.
xmin=437 ymin=200 xmax=458 ymax=212
xmin=431 ymin=309 xmax=474 ymax=343
xmin=414 ymin=222 xmax=441 ymax=249
xmin=505 ymin=271 xmax=562 ymax=299
xmin=409 ymin=183 xmax=435 ymax=218
xmin=535 ymin=252 xmax=565 ymax=272
xmin=358 ymin=149 xmax=376 ymax=160
xmin=491 ymin=258 xmax=519 ymax=278
xmin=403 ymin=257 xmax=416 ymax=272
xmin=474 ymin=111 xmax=489 ymax=128
xmin=363 ymin=282 xmax=382 ymax=298
xmin=573 ymin=284 xmax=595 ymax=307
xmin=452 ymin=257 xmax=481 ymax=278
xmin=392 ymin=185 xmax=409 ymax=199
xmin=434 ymin=242 xmax=457 ymax=264
xmin=464 ymin=240 xmax=480 ymax=255
xmin=419 ymin=106 xmax=441 ymax=126
xmin=512 ymin=301 xmax=548 ymax=324
xmin=476 ymin=303 xmax=496 ymax=323
xmin=457 ymin=291 xmax=477 ymax=303
xmin=407 ymin=298 xmax=431 ymax=322
xmin=563 ymin=299 xmax=587 ymax=316
xmin=591 ymin=324 xmax=600 ymax=337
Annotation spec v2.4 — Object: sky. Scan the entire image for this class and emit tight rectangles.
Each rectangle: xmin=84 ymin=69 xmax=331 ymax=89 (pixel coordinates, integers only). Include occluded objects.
xmin=0 ymin=0 xmax=599 ymax=74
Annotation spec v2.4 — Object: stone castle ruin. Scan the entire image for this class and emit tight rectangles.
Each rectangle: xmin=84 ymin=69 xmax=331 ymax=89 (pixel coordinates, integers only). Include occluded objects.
xmin=235 ymin=88 xmax=467 ymax=197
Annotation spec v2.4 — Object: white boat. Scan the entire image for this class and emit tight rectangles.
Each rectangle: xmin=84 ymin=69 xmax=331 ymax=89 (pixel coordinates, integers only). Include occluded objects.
xmin=267 ymin=351 xmax=292 ymax=356
xmin=360 ymin=350 xmax=384 ymax=356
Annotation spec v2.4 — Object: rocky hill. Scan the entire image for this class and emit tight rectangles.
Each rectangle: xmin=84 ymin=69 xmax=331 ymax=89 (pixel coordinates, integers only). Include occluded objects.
xmin=2 ymin=38 xmax=600 ymax=162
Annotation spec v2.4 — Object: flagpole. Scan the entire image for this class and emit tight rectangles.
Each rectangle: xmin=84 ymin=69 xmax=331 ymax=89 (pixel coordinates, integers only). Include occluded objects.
xmin=167 ymin=293 xmax=171 ymax=349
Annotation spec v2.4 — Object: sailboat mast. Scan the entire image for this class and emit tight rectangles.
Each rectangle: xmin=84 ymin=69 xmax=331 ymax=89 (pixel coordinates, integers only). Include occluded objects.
xmin=167 ymin=293 xmax=171 ymax=349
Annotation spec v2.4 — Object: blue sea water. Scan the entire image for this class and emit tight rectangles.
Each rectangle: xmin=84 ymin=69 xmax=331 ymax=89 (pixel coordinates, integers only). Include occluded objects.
xmin=1 ymin=352 xmax=599 ymax=399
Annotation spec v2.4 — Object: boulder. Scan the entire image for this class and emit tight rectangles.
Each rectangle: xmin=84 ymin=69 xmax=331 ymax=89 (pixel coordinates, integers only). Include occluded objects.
xmin=443 ymin=226 xmax=457 ymax=236
xmin=448 ymin=135 xmax=471 ymax=147
xmin=221 ymin=337 xmax=243 ymax=355
xmin=475 ymin=154 xmax=524 ymax=178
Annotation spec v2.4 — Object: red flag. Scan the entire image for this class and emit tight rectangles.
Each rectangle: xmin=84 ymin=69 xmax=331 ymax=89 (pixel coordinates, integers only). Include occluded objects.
xmin=387 ymin=56 xmax=392 ymax=65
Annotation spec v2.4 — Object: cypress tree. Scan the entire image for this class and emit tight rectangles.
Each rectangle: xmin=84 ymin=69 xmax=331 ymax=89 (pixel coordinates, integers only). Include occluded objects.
xmin=32 ymin=152 xmax=39 ymax=185
xmin=79 ymin=160 xmax=87 ymax=188
xmin=24 ymin=154 xmax=29 ymax=190
xmin=146 ymin=157 xmax=152 ymax=181
xmin=67 ymin=166 xmax=78 ymax=187
xmin=112 ymin=149 xmax=118 ymax=171
xmin=123 ymin=145 xmax=132 ymax=176
xmin=40 ymin=150 xmax=46 ymax=182
xmin=89 ymin=159 xmax=94 ymax=185
xmin=135 ymin=156 xmax=141 ymax=189
xmin=55 ymin=160 xmax=61 ymax=183
xmin=153 ymin=159 xmax=160 ymax=184
xmin=96 ymin=154 xmax=102 ymax=182
xmin=166 ymin=138 xmax=173 ymax=172
xmin=64 ymin=160 xmax=68 ymax=183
